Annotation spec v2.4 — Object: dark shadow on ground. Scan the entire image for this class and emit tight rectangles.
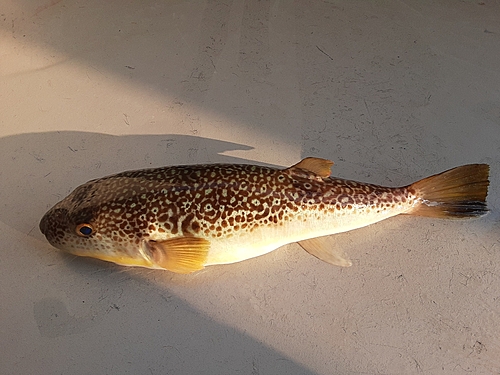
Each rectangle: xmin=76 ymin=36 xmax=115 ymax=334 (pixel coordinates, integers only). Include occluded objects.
xmin=0 ymin=131 xmax=271 ymax=236
xmin=1 ymin=131 xmax=321 ymax=375
xmin=26 ymin=253 xmax=320 ymax=375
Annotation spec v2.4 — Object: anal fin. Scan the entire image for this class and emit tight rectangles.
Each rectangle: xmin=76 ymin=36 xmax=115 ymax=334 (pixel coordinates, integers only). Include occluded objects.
xmin=298 ymin=236 xmax=352 ymax=267
xmin=144 ymin=237 xmax=210 ymax=274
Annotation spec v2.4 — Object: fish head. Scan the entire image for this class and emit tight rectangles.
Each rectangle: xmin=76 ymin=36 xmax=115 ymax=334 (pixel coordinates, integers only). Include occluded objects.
xmin=39 ymin=178 xmax=155 ymax=268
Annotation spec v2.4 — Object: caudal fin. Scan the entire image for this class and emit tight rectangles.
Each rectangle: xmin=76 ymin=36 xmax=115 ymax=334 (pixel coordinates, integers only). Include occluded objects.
xmin=409 ymin=164 xmax=490 ymax=218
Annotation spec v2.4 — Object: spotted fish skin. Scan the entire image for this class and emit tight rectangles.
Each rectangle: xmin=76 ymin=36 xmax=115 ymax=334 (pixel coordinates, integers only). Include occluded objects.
xmin=39 ymin=158 xmax=489 ymax=273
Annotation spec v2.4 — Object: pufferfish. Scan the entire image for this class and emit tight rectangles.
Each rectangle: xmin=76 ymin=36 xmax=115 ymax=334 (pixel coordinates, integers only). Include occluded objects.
xmin=39 ymin=157 xmax=490 ymax=273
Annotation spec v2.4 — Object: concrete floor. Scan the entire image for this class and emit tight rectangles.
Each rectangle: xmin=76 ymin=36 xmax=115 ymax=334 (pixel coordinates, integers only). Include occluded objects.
xmin=1 ymin=1 xmax=500 ymax=374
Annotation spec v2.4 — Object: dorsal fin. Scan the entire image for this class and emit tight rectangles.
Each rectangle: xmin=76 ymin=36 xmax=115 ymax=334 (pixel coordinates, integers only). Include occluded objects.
xmin=289 ymin=157 xmax=334 ymax=178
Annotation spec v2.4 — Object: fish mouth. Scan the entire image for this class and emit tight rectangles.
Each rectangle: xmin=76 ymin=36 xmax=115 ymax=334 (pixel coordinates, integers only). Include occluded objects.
xmin=39 ymin=206 xmax=69 ymax=237
xmin=39 ymin=210 xmax=53 ymax=236
xmin=39 ymin=214 xmax=48 ymax=236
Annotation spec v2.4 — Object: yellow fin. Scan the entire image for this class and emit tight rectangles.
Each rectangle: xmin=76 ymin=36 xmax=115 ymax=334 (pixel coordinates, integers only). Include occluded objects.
xmin=290 ymin=157 xmax=334 ymax=178
xmin=409 ymin=164 xmax=490 ymax=218
xmin=145 ymin=237 xmax=210 ymax=274
xmin=298 ymin=236 xmax=352 ymax=267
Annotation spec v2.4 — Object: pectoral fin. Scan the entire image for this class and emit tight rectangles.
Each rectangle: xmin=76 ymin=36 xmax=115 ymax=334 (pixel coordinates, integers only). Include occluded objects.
xmin=145 ymin=237 xmax=210 ymax=274
xmin=298 ymin=236 xmax=352 ymax=267
xmin=289 ymin=157 xmax=334 ymax=178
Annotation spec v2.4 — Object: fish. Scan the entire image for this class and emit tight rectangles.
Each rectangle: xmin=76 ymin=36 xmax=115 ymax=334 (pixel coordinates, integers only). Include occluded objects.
xmin=39 ymin=157 xmax=490 ymax=274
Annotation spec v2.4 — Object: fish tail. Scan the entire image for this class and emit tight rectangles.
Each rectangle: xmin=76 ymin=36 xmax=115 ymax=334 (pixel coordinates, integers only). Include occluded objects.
xmin=408 ymin=164 xmax=490 ymax=218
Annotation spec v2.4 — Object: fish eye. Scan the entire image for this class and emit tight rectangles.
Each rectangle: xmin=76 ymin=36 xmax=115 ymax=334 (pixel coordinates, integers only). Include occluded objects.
xmin=76 ymin=223 xmax=94 ymax=237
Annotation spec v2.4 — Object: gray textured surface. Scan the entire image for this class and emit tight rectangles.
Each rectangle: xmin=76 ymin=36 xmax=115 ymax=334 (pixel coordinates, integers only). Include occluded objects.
xmin=1 ymin=1 xmax=499 ymax=374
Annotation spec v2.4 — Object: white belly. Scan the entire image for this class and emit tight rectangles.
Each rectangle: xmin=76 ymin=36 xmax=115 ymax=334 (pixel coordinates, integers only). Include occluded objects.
xmin=204 ymin=203 xmax=412 ymax=266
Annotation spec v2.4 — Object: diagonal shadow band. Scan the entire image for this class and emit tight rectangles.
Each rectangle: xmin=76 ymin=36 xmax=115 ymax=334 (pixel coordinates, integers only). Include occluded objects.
xmin=0 ymin=131 xmax=266 ymax=238
xmin=1 ymin=131 xmax=323 ymax=375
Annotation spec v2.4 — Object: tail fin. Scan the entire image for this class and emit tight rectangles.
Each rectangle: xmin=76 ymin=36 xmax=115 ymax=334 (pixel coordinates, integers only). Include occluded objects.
xmin=409 ymin=164 xmax=490 ymax=218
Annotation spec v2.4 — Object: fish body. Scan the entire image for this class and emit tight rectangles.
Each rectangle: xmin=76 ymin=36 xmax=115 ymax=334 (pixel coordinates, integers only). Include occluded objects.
xmin=39 ymin=157 xmax=490 ymax=273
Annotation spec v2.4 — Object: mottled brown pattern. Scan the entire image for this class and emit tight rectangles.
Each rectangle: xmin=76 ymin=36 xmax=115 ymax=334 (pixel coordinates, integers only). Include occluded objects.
xmin=39 ymin=161 xmax=415 ymax=260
